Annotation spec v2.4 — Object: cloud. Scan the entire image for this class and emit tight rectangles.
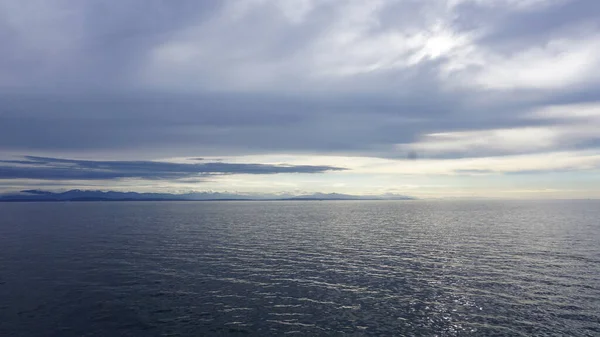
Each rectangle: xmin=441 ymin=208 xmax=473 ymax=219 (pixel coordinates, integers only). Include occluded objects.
xmin=0 ymin=0 xmax=600 ymax=197
xmin=202 ymin=150 xmax=600 ymax=176
xmin=467 ymin=34 xmax=600 ymax=90
xmin=399 ymin=127 xmax=561 ymax=156
xmin=5 ymin=0 xmax=597 ymax=95
xmin=394 ymin=102 xmax=600 ymax=158
xmin=365 ymin=150 xmax=600 ymax=176
xmin=453 ymin=169 xmax=494 ymax=175
xmin=527 ymin=102 xmax=600 ymax=120
xmin=0 ymin=156 xmax=346 ymax=181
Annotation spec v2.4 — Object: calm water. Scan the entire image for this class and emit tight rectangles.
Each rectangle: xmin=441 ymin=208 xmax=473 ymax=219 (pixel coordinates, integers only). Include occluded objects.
xmin=1 ymin=201 xmax=599 ymax=336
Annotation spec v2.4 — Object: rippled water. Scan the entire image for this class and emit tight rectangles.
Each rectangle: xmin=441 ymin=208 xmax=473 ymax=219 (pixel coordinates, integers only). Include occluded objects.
xmin=1 ymin=200 xmax=599 ymax=336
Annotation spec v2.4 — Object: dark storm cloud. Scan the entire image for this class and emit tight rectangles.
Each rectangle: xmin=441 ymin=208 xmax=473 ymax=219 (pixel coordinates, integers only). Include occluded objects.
xmin=0 ymin=156 xmax=346 ymax=181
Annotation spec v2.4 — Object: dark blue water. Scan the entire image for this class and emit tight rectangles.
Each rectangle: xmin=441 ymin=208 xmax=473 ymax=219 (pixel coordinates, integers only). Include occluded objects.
xmin=1 ymin=200 xmax=599 ymax=336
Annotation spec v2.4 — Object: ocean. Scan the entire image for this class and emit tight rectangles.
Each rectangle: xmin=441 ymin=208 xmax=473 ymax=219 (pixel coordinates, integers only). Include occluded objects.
xmin=1 ymin=200 xmax=599 ymax=336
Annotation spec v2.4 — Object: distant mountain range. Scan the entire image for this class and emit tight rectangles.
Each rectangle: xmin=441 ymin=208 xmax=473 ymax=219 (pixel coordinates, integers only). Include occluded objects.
xmin=0 ymin=189 xmax=416 ymax=202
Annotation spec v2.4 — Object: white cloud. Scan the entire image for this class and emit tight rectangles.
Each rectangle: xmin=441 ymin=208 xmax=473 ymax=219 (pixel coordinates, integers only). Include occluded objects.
xmin=140 ymin=0 xmax=598 ymax=93
xmin=188 ymin=149 xmax=600 ymax=176
xmin=527 ymin=102 xmax=600 ymax=121
xmin=396 ymin=102 xmax=600 ymax=157
xmin=140 ymin=0 xmax=474 ymax=90
xmin=363 ymin=150 xmax=600 ymax=175
xmin=400 ymin=127 xmax=561 ymax=154
xmin=469 ymin=36 xmax=600 ymax=90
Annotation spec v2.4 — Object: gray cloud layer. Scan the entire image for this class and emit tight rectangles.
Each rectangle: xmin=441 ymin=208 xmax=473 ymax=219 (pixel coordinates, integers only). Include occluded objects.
xmin=1 ymin=0 xmax=599 ymax=161
xmin=0 ymin=156 xmax=345 ymax=180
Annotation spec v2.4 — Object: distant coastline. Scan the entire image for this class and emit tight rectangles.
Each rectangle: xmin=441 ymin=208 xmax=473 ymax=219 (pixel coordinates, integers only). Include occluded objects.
xmin=0 ymin=190 xmax=416 ymax=202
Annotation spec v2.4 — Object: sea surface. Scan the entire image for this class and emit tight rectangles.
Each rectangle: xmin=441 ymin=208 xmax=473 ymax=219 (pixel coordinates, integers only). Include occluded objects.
xmin=1 ymin=200 xmax=599 ymax=336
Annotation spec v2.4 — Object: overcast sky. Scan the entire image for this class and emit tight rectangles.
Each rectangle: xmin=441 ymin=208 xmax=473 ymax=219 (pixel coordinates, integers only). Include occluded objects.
xmin=1 ymin=0 xmax=600 ymax=198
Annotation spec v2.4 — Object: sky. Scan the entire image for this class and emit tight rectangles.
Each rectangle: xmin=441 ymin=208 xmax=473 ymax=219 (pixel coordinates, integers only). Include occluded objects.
xmin=1 ymin=0 xmax=600 ymax=198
